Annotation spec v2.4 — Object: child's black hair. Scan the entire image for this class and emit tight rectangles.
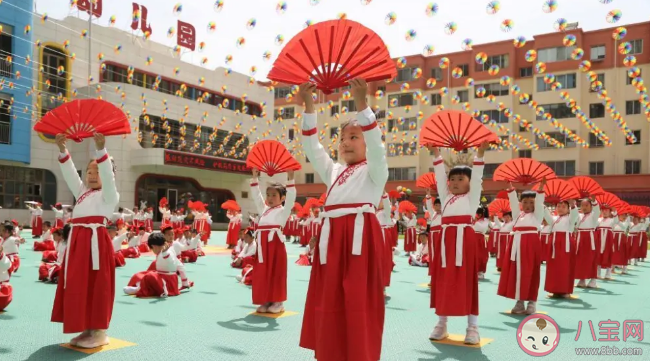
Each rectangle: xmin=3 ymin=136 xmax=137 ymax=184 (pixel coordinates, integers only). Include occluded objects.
xmin=266 ymin=182 xmax=288 ymax=199
xmin=52 ymin=228 xmax=63 ymax=237
xmin=138 ymin=226 xmax=146 ymax=231
xmin=476 ymin=206 xmax=489 ymax=218
xmin=433 ymin=198 xmax=441 ymax=206
xmin=190 ymin=228 xmax=198 ymax=234
xmin=63 ymin=224 xmax=71 ymax=240
xmin=244 ymin=228 xmax=254 ymax=238
xmin=339 ymin=119 xmax=358 ymax=132
xmin=118 ymin=207 xmax=124 ymax=213
xmin=44 ymin=221 xmax=52 ymax=227
xmin=147 ymin=232 xmax=166 ymax=248
xmin=449 ymin=166 xmax=472 ymax=180
xmin=557 ymin=200 xmax=570 ymax=207
xmin=521 ymin=191 xmax=537 ymax=200
xmin=3 ymin=223 xmax=14 ymax=234
xmin=503 ymin=211 xmax=513 ymax=218
xmin=106 ymin=225 xmax=117 ymax=231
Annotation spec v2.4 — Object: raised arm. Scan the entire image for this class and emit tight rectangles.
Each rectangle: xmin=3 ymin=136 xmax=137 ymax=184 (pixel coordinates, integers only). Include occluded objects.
xmin=569 ymin=206 xmax=580 ymax=231
xmin=174 ymin=258 xmax=190 ymax=287
xmin=298 ymin=83 xmax=335 ymax=187
xmin=250 ymin=170 xmax=267 ymax=214
xmin=432 ymin=155 xmax=449 ymax=202
xmin=508 ymin=189 xmax=521 ymax=220
xmin=382 ymin=194 xmax=392 ymax=218
xmin=56 ymin=132 xmax=84 ymax=198
xmin=543 ymin=207 xmax=554 ymax=225
xmin=591 ymin=201 xmax=601 ymax=222
xmin=425 ymin=194 xmax=435 ymax=217
xmin=534 ymin=191 xmax=546 ymax=222
xmin=492 ymin=215 xmax=503 ymax=228
xmin=469 ymin=144 xmax=489 ymax=208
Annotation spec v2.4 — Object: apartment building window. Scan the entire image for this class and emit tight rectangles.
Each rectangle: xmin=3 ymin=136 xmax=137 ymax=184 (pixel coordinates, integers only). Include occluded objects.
xmin=330 ymin=128 xmax=339 ymax=139
xmin=388 ymin=117 xmax=417 ymax=131
xmin=274 ymin=87 xmax=292 ymax=99
xmin=0 ymin=94 xmax=10 ymax=145
xmin=629 ymin=39 xmax=643 ymax=55
xmin=625 ymin=100 xmax=641 ymax=115
xmin=627 ymin=69 xmax=642 ymax=84
xmin=519 ymin=67 xmax=533 ymax=77
xmin=388 ymin=93 xmax=414 ymax=108
xmin=536 ymin=103 xmax=573 ymax=120
xmin=330 ymin=150 xmax=338 ymax=161
xmin=476 ymin=54 xmax=509 ymax=72
xmin=518 ymin=150 xmax=532 ymax=158
xmin=395 ymin=67 xmax=415 ymax=82
xmin=479 ymin=109 xmax=508 ymax=124
xmin=0 ymin=166 xmax=57 ymax=208
xmin=341 ymin=100 xmax=357 ymax=112
xmin=589 ymin=133 xmax=604 ymax=148
xmin=305 ymin=173 xmax=315 ymax=184
xmin=288 ymin=129 xmax=295 ymax=141
xmin=458 ymin=64 xmax=469 ymax=77
xmin=388 ymin=167 xmax=416 ymax=181
xmin=330 ymin=105 xmax=339 ymax=116
xmin=431 ymin=93 xmax=442 ymax=106
xmin=457 ymin=90 xmax=469 ymax=103
xmin=590 ymin=45 xmax=606 ymax=61
xmin=589 ymin=103 xmax=605 ymax=118
xmin=484 ymin=164 xmax=500 ymax=178
xmin=375 ymin=109 xmax=386 ymax=119
xmin=544 ymin=161 xmax=576 ymax=176
xmin=0 ymin=23 xmax=12 ymax=78
xmin=275 ymin=107 xmax=295 ymax=120
xmin=475 ymin=83 xmax=509 ymax=98
xmin=626 ymin=130 xmax=641 ymax=145
xmin=589 ymin=162 xmax=604 ymax=176
xmin=536 ymin=132 xmax=576 ymax=148
xmin=589 ymin=74 xmax=605 ymax=92
xmin=625 ymin=160 xmax=641 ymax=175
xmin=388 ymin=142 xmax=417 ymax=157
xmin=536 ymin=73 xmax=576 ymax=92
xmin=538 ymin=46 xmax=576 ymax=63
xmin=431 ymin=68 xmax=443 ymax=81
xmin=519 ymin=124 xmax=528 ymax=132
xmin=377 ymin=86 xmax=386 ymax=93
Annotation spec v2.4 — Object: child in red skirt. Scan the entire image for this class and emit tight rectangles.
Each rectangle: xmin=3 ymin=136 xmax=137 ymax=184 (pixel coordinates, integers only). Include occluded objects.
xmin=543 ymin=200 xmax=579 ymax=298
xmin=628 ymin=217 xmax=648 ymax=266
xmin=232 ymin=228 xmax=257 ymax=268
xmin=409 ymin=230 xmax=430 ymax=267
xmin=226 ymin=210 xmax=242 ymax=249
xmin=53 ymin=203 xmax=65 ymax=228
xmin=473 ymin=207 xmax=490 ymax=279
xmin=497 ymin=212 xmax=514 ymax=272
xmin=0 ymin=241 xmax=13 ymax=312
xmin=108 ymin=225 xmax=127 ymax=267
xmin=0 ymin=223 xmax=24 ymax=274
xmin=402 ymin=210 xmax=418 ymax=254
xmin=425 ymin=192 xmax=442 ymax=278
xmin=34 ymin=221 xmax=55 ymax=251
xmin=300 ymin=210 xmax=314 ymax=247
xmin=28 ymin=203 xmax=44 ymax=238
xmin=497 ymin=181 xmax=546 ymax=314
xmin=611 ymin=213 xmax=631 ymax=274
xmin=43 ymin=227 xmax=65 ymax=263
xmin=249 ymin=169 xmax=296 ymax=314
xmin=123 ymin=233 xmax=192 ymax=297
xmin=575 ymin=197 xmax=600 ymax=289
xmin=376 ymin=193 xmax=395 ymax=292
xmin=429 ymin=142 xmax=489 ymax=345
xmin=597 ymin=206 xmax=618 ymax=279
xmin=298 ymin=79 xmax=388 ymax=361
xmin=39 ymin=225 xmax=71 ymax=283
xmin=51 ymin=133 xmax=119 ymax=349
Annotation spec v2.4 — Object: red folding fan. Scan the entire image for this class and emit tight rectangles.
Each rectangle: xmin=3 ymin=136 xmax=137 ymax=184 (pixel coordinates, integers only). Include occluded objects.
xmin=595 ymin=192 xmax=623 ymax=210
xmin=159 ymin=197 xmax=169 ymax=208
xmin=304 ymin=198 xmax=320 ymax=210
xmin=221 ymin=200 xmax=241 ymax=211
xmin=293 ymin=202 xmax=303 ymax=212
xmin=568 ymin=176 xmax=604 ymax=198
xmin=33 ymin=99 xmax=131 ymax=142
xmin=246 ymin=140 xmax=301 ymax=177
xmin=417 ymin=218 xmax=427 ymax=227
xmin=617 ymin=202 xmax=632 ymax=215
xmin=416 ymin=172 xmax=437 ymax=190
xmin=630 ymin=205 xmax=645 ymax=218
xmin=398 ymin=201 xmax=417 ymax=214
xmin=493 ymin=158 xmax=557 ymax=185
xmin=188 ymin=200 xmax=207 ymax=212
xmin=488 ymin=199 xmax=511 ymax=218
xmin=318 ymin=193 xmax=326 ymax=206
xmin=420 ymin=110 xmax=499 ymax=151
xmin=267 ymin=19 xmax=397 ymax=94
xmin=387 ymin=190 xmax=401 ymax=199
xmin=532 ymin=179 xmax=580 ymax=205
xmin=496 ymin=190 xmax=509 ymax=200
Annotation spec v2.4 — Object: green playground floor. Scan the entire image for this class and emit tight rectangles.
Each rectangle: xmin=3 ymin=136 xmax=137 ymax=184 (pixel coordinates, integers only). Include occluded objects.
xmin=1 ymin=231 xmax=649 ymax=361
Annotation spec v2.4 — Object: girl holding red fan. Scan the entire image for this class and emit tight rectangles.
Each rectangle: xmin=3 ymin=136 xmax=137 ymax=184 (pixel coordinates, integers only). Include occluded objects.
xmin=611 ymin=213 xmax=631 ymax=274
xmin=497 ymin=180 xmax=547 ymax=315
xmin=473 ymin=207 xmax=490 ymax=280
xmin=543 ymin=200 xmax=579 ymax=298
xmin=424 ymin=192 xmax=442 ymax=278
xmin=497 ymin=212 xmax=514 ymax=272
xmin=27 ymin=203 xmax=44 ymax=238
xmin=376 ymin=193 xmax=395 ymax=293
xmin=429 ymin=142 xmax=488 ymax=345
xmin=226 ymin=210 xmax=242 ymax=249
xmin=402 ymin=209 xmax=418 ymax=254
xmin=51 ymin=133 xmax=119 ymax=349
xmin=575 ymin=197 xmax=601 ymax=289
xmin=53 ymin=203 xmax=65 ymax=228
xmin=298 ymin=79 xmax=388 ymax=361
xmin=249 ymin=169 xmax=296 ymax=314
xmin=597 ymin=207 xmax=618 ymax=279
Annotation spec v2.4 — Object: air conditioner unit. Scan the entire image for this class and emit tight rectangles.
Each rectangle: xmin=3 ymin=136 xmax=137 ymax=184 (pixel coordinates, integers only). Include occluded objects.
xmin=566 ymin=22 xmax=579 ymax=30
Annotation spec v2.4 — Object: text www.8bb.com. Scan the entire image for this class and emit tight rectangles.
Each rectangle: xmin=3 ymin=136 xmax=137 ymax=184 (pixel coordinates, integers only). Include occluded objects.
xmin=575 ymin=345 xmax=643 ymax=356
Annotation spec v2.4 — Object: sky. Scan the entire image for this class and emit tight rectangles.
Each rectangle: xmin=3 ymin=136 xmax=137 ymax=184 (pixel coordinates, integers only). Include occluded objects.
xmin=28 ymin=0 xmax=650 ymax=82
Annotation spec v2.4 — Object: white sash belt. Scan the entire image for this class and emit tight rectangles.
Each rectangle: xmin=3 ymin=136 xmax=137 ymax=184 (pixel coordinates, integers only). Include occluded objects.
xmin=318 ymin=204 xmax=375 ymax=265
xmin=255 ymin=227 xmax=285 ymax=263
xmin=64 ymin=222 xmax=106 ymax=288
xmin=551 ymin=232 xmax=570 ymax=259
xmin=440 ymin=223 xmax=472 ymax=268
xmin=510 ymin=230 xmax=539 ymax=300
xmin=613 ymin=232 xmax=624 ymax=248
xmin=598 ymin=228 xmax=611 ymax=254
xmin=576 ymin=229 xmax=595 ymax=253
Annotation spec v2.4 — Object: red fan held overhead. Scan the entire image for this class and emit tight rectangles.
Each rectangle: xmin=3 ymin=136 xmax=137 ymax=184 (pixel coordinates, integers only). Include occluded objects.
xmin=246 ymin=140 xmax=301 ymax=177
xmin=493 ymin=158 xmax=557 ymax=185
xmin=159 ymin=197 xmax=169 ymax=208
xmin=33 ymin=99 xmax=131 ymax=142
xmin=488 ymin=199 xmax=511 ymax=218
xmin=496 ymin=190 xmax=509 ymax=200
xmin=221 ymin=200 xmax=240 ymax=212
xmin=568 ymin=176 xmax=604 ymax=199
xmin=420 ymin=110 xmax=499 ymax=151
xmin=398 ymin=201 xmax=417 ymax=214
xmin=387 ymin=190 xmax=401 ymax=199
xmin=293 ymin=202 xmax=303 ymax=212
xmin=416 ymin=173 xmax=437 ymax=190
xmin=188 ymin=201 xmax=207 ymax=212
xmin=267 ymin=19 xmax=397 ymax=94
xmin=532 ymin=179 xmax=580 ymax=205
xmin=595 ymin=192 xmax=623 ymax=210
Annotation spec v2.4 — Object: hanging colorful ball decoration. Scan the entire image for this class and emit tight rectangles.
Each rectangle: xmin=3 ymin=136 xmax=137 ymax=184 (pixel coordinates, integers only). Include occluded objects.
xmin=486 ymin=1 xmax=500 ymax=14
xmin=542 ymin=0 xmax=558 ymax=13
xmin=606 ymin=10 xmax=622 ymax=24
xmin=426 ymin=3 xmax=439 ymax=17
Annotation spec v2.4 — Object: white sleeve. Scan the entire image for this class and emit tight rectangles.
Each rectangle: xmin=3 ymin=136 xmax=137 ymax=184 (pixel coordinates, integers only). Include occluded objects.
xmin=543 ymin=207 xmax=554 ymax=225
xmin=591 ymin=203 xmax=601 ymax=225
xmin=96 ymin=149 xmax=119 ymax=204
xmin=58 ymin=151 xmax=85 ymax=198
xmin=250 ymin=180 xmax=266 ymax=214
xmin=432 ymin=156 xmax=449 ymax=203
xmin=508 ymin=189 xmax=521 ymax=220
xmin=278 ymin=180 xmax=297 ymax=225
xmin=357 ymin=107 xmax=388 ymax=187
xmin=569 ymin=206 xmax=580 ymax=232
xmin=382 ymin=194 xmax=392 ymax=218
xmin=469 ymin=157 xmax=485 ymax=209
xmin=0 ymin=252 xmax=11 ymax=273
xmin=301 ymin=112 xmax=335 ymax=188
xmin=425 ymin=196 xmax=434 ymax=217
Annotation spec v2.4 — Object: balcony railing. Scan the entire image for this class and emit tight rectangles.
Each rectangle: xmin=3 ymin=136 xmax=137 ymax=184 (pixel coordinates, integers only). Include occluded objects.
xmin=0 ymin=122 xmax=11 ymax=144
xmin=0 ymin=58 xmax=12 ymax=78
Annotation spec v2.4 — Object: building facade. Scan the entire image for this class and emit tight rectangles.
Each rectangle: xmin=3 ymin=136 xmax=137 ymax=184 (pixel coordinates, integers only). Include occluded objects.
xmin=0 ymin=11 xmax=284 ymax=227
xmin=271 ymin=21 xmax=650 ymax=206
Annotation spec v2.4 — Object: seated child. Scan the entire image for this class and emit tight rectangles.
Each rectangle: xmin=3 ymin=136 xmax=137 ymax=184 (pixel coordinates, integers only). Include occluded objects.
xmin=34 ymin=221 xmax=56 ymax=251
xmin=231 ymin=229 xmax=246 ymax=259
xmin=0 ymin=242 xmax=13 ymax=311
xmin=232 ymin=228 xmax=257 ymax=268
xmin=38 ymin=225 xmax=70 ymax=283
xmin=123 ymin=233 xmax=192 ymax=298
xmin=0 ymin=223 xmax=25 ymax=274
xmin=409 ymin=230 xmax=430 ymax=267
xmin=109 ymin=225 xmax=128 ymax=267
xmin=42 ymin=227 xmax=66 ymax=263
xmin=179 ymin=228 xmax=204 ymax=263
xmin=121 ymin=226 xmax=144 ymax=258
xmin=296 ymin=237 xmax=317 ymax=266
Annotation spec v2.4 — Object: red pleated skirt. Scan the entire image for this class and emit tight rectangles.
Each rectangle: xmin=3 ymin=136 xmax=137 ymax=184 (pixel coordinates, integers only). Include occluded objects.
xmin=138 ymin=243 xmax=151 ymax=253
xmin=7 ymin=254 xmax=20 ymax=275
xmin=300 ymin=225 xmax=312 ymax=246
xmin=544 ymin=232 xmax=576 ymax=295
xmin=381 ymin=227 xmax=394 ymax=287
xmin=496 ymin=233 xmax=510 ymax=269
xmin=42 ymin=250 xmax=58 ymax=263
xmin=32 ymin=216 xmax=43 ymax=237
xmin=128 ymin=271 xmax=148 ymax=287
xmin=574 ymin=230 xmax=598 ymax=279
xmin=391 ymin=224 xmax=398 ymax=248
xmin=226 ymin=223 xmax=241 ymax=246
xmin=300 ymin=212 xmax=384 ymax=361
xmin=498 ymin=233 xmax=541 ymax=301
xmin=114 ymin=252 xmax=126 ymax=267
xmin=252 ymin=231 xmax=287 ymax=305
xmin=34 ymin=240 xmax=55 ymax=251
xmin=241 ymin=265 xmax=254 ymax=286
xmin=611 ymin=233 xmax=628 ymax=266
xmin=0 ymin=283 xmax=12 ymax=311
xmin=476 ymin=232 xmax=488 ymax=273
xmin=640 ymin=233 xmax=648 ymax=259
xmin=145 ymin=219 xmax=153 ymax=233
xmin=121 ymin=247 xmax=140 ymax=259
xmin=540 ymin=234 xmax=550 ymax=262
xmin=295 ymin=254 xmax=312 ymax=266
xmin=488 ymin=230 xmax=498 ymax=254
xmin=55 ymin=218 xmax=64 ymax=229
xmin=630 ymin=233 xmax=642 ymax=259
xmin=39 ymin=263 xmax=61 ymax=282
xmin=181 ymin=250 xmax=199 ymax=263
xmin=404 ymin=227 xmax=417 ymax=252
xmin=597 ymin=229 xmax=614 ymax=268
xmin=428 ymin=227 xmax=441 ymax=277
xmin=137 ymin=272 xmax=180 ymax=298
xmin=51 ymin=218 xmax=115 ymax=333
xmin=431 ymin=220 xmax=478 ymax=316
